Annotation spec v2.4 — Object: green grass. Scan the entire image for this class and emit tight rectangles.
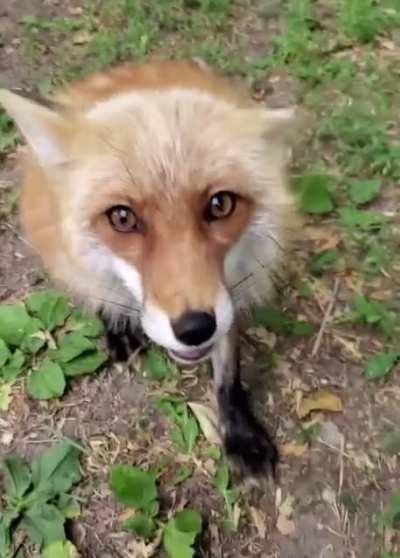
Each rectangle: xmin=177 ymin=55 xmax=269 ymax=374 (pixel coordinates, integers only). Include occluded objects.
xmin=18 ymin=0 xmax=246 ymax=86
xmin=338 ymin=0 xmax=400 ymax=43
xmin=0 ymin=111 xmax=20 ymax=156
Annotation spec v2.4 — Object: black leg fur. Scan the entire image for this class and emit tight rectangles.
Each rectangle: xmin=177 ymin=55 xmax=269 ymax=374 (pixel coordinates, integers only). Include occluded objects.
xmin=218 ymin=378 xmax=278 ymax=478
xmin=99 ymin=311 xmax=145 ymax=363
xmin=213 ymin=336 xmax=278 ymax=479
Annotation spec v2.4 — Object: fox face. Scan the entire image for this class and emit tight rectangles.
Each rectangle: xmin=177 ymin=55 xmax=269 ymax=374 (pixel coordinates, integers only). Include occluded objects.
xmin=0 ymin=61 xmax=296 ymax=364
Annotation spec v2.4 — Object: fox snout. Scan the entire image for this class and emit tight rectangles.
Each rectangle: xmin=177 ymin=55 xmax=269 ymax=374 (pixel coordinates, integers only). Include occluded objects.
xmin=140 ymin=287 xmax=234 ymax=363
xmin=171 ymin=311 xmax=216 ymax=346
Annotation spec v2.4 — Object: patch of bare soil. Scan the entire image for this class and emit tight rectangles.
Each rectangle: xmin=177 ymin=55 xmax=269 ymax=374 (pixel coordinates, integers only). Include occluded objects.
xmin=0 ymin=0 xmax=83 ymax=90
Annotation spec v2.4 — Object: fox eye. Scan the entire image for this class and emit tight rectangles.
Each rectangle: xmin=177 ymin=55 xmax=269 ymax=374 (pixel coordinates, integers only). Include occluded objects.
xmin=107 ymin=205 xmax=138 ymax=233
xmin=205 ymin=191 xmax=237 ymax=221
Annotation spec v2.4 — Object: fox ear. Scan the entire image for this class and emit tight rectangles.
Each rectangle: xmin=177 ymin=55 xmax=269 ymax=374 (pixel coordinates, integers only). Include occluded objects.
xmin=0 ymin=89 xmax=72 ymax=166
xmin=261 ymin=106 xmax=307 ymax=139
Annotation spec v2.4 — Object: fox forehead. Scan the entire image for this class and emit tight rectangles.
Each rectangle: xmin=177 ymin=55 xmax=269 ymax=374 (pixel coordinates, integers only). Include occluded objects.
xmin=69 ymin=88 xmax=269 ymax=200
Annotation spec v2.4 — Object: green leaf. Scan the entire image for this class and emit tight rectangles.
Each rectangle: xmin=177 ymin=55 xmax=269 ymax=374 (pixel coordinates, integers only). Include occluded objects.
xmin=348 ymin=179 xmax=381 ymax=205
xmin=381 ymin=428 xmax=400 ymax=455
xmin=31 ymin=441 xmax=81 ymax=497
xmin=0 ymin=515 xmax=12 ymax=558
xmin=252 ymin=307 xmax=313 ymax=337
xmin=298 ymin=174 xmax=335 ymax=214
xmin=310 ymin=249 xmax=338 ymax=275
xmin=109 ymin=465 xmax=157 ymax=510
xmin=22 ymin=503 xmax=65 ymax=547
xmin=57 ymin=494 xmax=81 ymax=519
xmin=25 ymin=291 xmax=71 ymax=331
xmin=0 ymin=383 xmax=12 ymax=411
xmin=53 ymin=332 xmax=96 ymax=363
xmin=252 ymin=307 xmax=292 ymax=334
xmin=67 ymin=309 xmax=104 ymax=337
xmin=0 ymin=338 xmax=10 ymax=367
xmin=214 ymin=463 xmax=240 ymax=530
xmin=2 ymin=455 xmax=32 ymax=500
xmin=365 ymin=351 xmax=399 ymax=380
xmin=42 ymin=541 xmax=79 ymax=558
xmin=171 ymin=465 xmax=193 ymax=486
xmin=338 ymin=207 xmax=389 ymax=231
xmin=385 ymin=490 xmax=400 ymax=529
xmin=364 ymin=242 xmax=390 ymax=275
xmin=291 ymin=321 xmax=314 ymax=336
xmin=156 ymin=397 xmax=199 ymax=454
xmin=163 ymin=509 xmax=202 ymax=558
xmin=61 ymin=349 xmax=108 ymax=377
xmin=20 ymin=332 xmax=47 ymax=355
xmin=352 ymin=295 xmax=397 ymax=335
xmin=144 ymin=348 xmax=171 ymax=380
xmin=1 ymin=350 xmax=25 ymax=381
xmin=27 ymin=359 xmax=66 ymax=400
xmin=0 ymin=304 xmax=34 ymax=346
xmin=214 ymin=463 xmax=230 ymax=492
xmin=123 ymin=512 xmax=156 ymax=539
xmin=20 ymin=318 xmax=46 ymax=354
xmin=296 ymin=280 xmax=313 ymax=298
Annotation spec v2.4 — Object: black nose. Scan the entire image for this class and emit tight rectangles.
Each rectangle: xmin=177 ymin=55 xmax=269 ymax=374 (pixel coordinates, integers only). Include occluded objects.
xmin=172 ymin=311 xmax=216 ymax=346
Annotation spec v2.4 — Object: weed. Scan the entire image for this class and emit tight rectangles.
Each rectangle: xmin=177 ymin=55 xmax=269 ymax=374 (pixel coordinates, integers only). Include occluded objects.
xmin=155 ymin=396 xmax=199 ymax=454
xmin=0 ymin=111 xmax=20 ymax=156
xmin=319 ymin=101 xmax=400 ymax=178
xmin=110 ymin=463 xmax=202 ymax=556
xmin=0 ymin=441 xmax=82 ymax=556
xmin=214 ymin=462 xmax=241 ymax=530
xmin=338 ymin=0 xmax=400 ymax=43
xmin=375 ymin=489 xmax=400 ymax=532
xmin=17 ymin=0 xmax=240 ymax=82
xmin=0 ymin=291 xmax=107 ymax=408
xmin=364 ymin=351 xmax=399 ymax=380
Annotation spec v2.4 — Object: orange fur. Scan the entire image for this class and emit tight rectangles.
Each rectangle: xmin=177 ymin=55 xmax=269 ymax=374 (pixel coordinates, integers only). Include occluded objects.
xmin=54 ymin=59 xmax=251 ymax=109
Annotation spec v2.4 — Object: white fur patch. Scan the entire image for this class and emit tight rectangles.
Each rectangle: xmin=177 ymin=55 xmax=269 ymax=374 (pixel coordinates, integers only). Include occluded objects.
xmin=112 ymin=256 xmax=144 ymax=303
xmin=215 ymin=287 xmax=235 ymax=338
xmin=142 ymin=287 xmax=234 ymax=351
xmin=141 ymin=285 xmax=234 ymax=352
xmin=141 ymin=301 xmax=185 ymax=352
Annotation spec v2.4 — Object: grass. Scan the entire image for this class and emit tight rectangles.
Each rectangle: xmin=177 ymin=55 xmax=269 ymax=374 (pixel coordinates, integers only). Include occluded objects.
xmin=0 ymin=111 xmax=20 ymax=157
xmin=18 ymin=0 xmax=245 ymax=87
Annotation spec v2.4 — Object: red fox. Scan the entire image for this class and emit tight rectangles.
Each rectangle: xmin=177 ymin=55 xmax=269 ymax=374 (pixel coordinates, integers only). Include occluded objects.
xmin=0 ymin=59 xmax=298 ymax=478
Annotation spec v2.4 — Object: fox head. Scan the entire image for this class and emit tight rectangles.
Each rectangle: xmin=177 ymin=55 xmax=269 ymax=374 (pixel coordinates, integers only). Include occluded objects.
xmin=0 ymin=66 xmax=297 ymax=363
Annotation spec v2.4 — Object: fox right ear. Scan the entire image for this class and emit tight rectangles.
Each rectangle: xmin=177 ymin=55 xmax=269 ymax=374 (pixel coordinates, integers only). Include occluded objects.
xmin=0 ymin=89 xmax=72 ymax=166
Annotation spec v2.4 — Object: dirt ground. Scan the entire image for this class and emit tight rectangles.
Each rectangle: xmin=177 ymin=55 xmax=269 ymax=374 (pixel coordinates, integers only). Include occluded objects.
xmin=1 ymin=1 xmax=400 ymax=557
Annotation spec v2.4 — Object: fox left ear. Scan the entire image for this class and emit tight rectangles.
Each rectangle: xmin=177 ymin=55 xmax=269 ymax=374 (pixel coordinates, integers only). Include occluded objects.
xmin=0 ymin=89 xmax=72 ymax=166
xmin=261 ymin=106 xmax=307 ymax=140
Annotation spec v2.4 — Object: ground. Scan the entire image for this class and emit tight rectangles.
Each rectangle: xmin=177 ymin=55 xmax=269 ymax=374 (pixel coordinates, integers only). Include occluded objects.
xmin=0 ymin=1 xmax=400 ymax=557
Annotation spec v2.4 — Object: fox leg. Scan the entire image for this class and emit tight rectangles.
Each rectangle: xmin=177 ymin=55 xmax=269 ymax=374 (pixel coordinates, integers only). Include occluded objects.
xmin=212 ymin=328 xmax=278 ymax=478
xmin=98 ymin=310 xmax=145 ymax=362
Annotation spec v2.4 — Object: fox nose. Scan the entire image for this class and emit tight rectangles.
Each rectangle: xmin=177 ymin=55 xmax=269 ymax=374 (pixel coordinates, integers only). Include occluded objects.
xmin=172 ymin=311 xmax=216 ymax=346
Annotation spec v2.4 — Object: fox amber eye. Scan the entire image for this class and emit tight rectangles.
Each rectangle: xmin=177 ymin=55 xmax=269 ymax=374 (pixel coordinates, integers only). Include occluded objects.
xmin=205 ymin=191 xmax=237 ymax=221
xmin=107 ymin=205 xmax=138 ymax=233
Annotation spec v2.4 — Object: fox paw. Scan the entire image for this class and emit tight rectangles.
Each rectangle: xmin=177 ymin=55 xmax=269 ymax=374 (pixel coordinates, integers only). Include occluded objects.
xmin=218 ymin=381 xmax=278 ymax=480
xmin=100 ymin=314 xmax=145 ymax=362
xmin=223 ymin=412 xmax=278 ymax=479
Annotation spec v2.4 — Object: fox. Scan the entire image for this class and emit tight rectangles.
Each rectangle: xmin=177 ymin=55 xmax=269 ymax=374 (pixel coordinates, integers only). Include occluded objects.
xmin=0 ymin=59 xmax=299 ymax=479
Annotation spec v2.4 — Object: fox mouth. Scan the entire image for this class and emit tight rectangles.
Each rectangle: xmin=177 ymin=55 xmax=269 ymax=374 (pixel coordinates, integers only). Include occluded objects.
xmin=169 ymin=345 xmax=213 ymax=364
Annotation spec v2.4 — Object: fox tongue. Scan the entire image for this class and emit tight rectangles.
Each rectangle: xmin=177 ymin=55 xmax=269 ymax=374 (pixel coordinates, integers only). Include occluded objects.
xmin=170 ymin=346 xmax=211 ymax=362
